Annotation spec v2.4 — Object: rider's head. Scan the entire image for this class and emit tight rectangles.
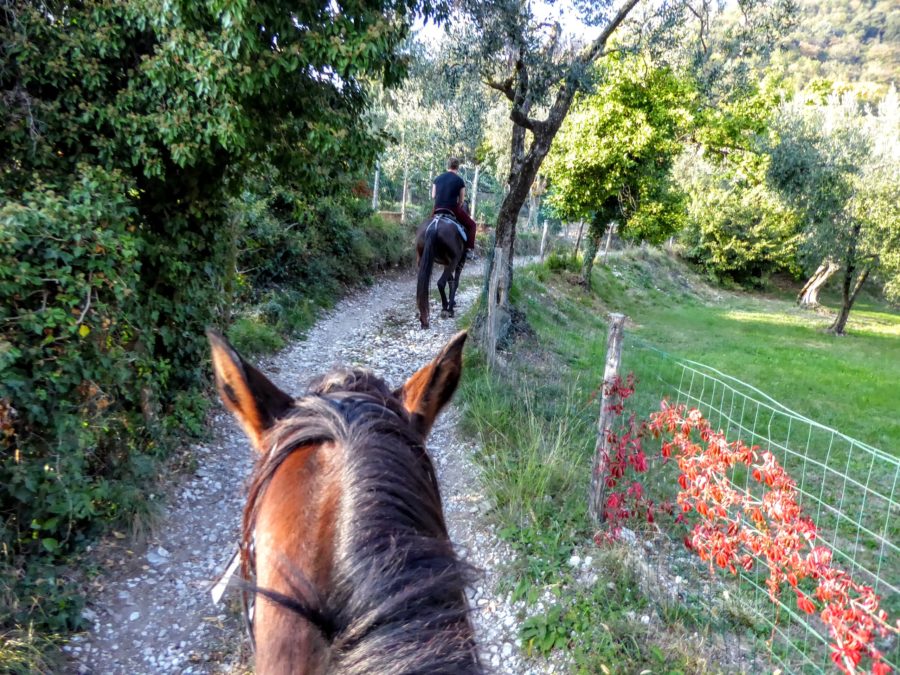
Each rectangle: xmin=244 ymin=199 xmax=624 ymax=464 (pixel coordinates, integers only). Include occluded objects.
xmin=447 ymin=157 xmax=461 ymax=171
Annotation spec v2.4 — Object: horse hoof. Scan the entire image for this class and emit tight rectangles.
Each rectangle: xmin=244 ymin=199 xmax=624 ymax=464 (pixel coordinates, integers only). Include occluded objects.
xmin=448 ymin=310 xmax=455 ymax=318
xmin=440 ymin=309 xmax=450 ymax=319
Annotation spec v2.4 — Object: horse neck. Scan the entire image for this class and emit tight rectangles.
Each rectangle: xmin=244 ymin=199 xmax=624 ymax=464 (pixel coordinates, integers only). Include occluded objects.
xmin=251 ymin=441 xmax=343 ymax=675
xmin=248 ymin=402 xmax=481 ymax=674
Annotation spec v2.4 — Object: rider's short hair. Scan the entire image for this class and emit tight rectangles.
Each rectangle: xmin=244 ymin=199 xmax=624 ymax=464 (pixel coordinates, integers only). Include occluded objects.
xmin=448 ymin=157 xmax=461 ymax=170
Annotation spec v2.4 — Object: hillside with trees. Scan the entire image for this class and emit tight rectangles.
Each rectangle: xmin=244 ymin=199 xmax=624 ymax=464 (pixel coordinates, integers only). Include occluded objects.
xmin=770 ymin=0 xmax=899 ymax=96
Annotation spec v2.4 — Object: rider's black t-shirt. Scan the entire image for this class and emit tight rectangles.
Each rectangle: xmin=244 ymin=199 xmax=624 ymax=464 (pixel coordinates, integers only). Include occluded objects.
xmin=433 ymin=171 xmax=465 ymax=211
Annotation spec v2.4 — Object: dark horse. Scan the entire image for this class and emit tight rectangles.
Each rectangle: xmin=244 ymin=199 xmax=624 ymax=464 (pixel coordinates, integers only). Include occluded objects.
xmin=416 ymin=213 xmax=467 ymax=329
xmin=208 ymin=329 xmax=481 ymax=675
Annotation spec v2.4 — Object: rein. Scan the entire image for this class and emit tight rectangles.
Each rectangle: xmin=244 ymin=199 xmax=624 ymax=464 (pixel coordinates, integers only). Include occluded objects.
xmin=240 ymin=535 xmax=257 ymax=652
xmin=237 ymin=536 xmax=339 ymax=653
xmin=209 ymin=544 xmax=257 ymax=651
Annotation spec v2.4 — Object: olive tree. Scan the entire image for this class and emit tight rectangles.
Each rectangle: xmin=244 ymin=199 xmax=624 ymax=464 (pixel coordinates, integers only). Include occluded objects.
xmin=449 ymin=0 xmax=796 ymax=341
xmin=544 ymin=56 xmax=693 ymax=284
xmin=768 ymin=89 xmax=900 ymax=334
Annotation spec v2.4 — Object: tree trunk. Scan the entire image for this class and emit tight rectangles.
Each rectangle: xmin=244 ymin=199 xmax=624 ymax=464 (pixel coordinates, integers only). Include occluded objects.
xmin=573 ymin=220 xmax=585 ymax=260
xmin=829 ymin=264 xmax=854 ymax=335
xmin=829 ymin=266 xmax=870 ymax=335
xmin=471 ymin=164 xmax=481 ymax=221
xmin=371 ymin=163 xmax=380 ymax=211
xmin=798 ymin=260 xmax=839 ymax=308
xmin=581 ymin=233 xmax=601 ymax=287
xmin=828 ymin=223 xmax=863 ymax=335
xmin=476 ymin=0 xmax=640 ymax=347
xmin=478 ymin=80 xmax=578 ymax=344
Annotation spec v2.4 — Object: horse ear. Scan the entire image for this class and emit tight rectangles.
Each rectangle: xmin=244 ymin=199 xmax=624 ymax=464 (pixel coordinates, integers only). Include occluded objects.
xmin=397 ymin=331 xmax=467 ymax=438
xmin=207 ymin=329 xmax=293 ymax=453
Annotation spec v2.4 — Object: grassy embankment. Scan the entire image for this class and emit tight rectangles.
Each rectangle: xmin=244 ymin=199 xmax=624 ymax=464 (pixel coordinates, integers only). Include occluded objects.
xmin=456 ymin=246 xmax=900 ymax=673
xmin=226 ymin=213 xmax=415 ymax=354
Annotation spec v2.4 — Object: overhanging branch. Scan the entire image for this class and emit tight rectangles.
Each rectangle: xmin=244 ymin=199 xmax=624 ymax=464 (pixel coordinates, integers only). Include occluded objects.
xmin=580 ymin=0 xmax=642 ymax=65
xmin=484 ymin=75 xmax=515 ymax=101
xmin=509 ymin=107 xmax=540 ymax=131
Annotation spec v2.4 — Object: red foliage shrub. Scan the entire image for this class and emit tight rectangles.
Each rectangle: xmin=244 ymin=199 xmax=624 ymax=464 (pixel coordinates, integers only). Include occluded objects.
xmin=591 ymin=375 xmax=675 ymax=543
xmin=649 ymin=401 xmax=899 ymax=674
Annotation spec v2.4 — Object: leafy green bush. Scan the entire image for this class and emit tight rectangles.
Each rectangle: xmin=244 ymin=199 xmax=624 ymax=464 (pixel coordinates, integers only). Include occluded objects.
xmin=546 ymin=251 xmax=581 ymax=273
xmin=475 ymin=229 xmax=545 ymax=257
xmin=227 ymin=316 xmax=286 ymax=356
xmin=224 ymin=188 xmax=415 ymax=355
xmin=1 ymin=0 xmax=427 ymax=641
xmin=236 ymin=187 xmax=413 ymax=297
xmin=0 ymin=167 xmax=166 ymax=630
xmin=676 ymin=153 xmax=801 ymax=284
xmin=514 ymin=231 xmax=543 ymax=256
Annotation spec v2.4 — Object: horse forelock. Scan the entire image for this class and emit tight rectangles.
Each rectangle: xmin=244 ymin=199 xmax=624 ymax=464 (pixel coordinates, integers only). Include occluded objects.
xmin=243 ymin=367 xmax=482 ymax=674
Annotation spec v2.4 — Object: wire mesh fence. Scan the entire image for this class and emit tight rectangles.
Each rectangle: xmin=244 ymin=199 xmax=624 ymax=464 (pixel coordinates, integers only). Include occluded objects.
xmin=618 ymin=334 xmax=899 ymax=673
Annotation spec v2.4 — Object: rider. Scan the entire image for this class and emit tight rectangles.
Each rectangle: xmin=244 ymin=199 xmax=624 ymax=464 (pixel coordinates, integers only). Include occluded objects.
xmin=432 ymin=157 xmax=478 ymax=260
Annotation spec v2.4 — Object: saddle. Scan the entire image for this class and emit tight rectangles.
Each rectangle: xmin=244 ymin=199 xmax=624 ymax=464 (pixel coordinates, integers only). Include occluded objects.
xmin=429 ymin=210 xmax=467 ymax=243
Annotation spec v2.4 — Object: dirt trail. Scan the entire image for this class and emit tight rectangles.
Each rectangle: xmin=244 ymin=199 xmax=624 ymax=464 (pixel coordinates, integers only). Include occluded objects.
xmin=72 ymin=263 xmax=541 ymax=674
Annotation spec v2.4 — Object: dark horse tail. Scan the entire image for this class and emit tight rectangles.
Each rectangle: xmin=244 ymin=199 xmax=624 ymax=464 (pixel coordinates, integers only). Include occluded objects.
xmin=417 ymin=221 xmax=437 ymax=328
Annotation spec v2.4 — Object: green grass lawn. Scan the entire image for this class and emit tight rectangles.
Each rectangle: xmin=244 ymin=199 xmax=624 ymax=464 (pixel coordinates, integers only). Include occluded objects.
xmin=534 ymin=248 xmax=900 ymax=455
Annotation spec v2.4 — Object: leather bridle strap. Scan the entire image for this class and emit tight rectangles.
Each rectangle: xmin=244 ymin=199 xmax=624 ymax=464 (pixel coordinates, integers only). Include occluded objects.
xmin=240 ymin=537 xmax=257 ymax=653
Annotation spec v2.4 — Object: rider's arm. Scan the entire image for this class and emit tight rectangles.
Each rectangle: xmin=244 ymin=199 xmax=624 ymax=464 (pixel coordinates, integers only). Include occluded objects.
xmin=431 ymin=183 xmax=436 ymax=200
xmin=458 ymin=187 xmax=466 ymax=205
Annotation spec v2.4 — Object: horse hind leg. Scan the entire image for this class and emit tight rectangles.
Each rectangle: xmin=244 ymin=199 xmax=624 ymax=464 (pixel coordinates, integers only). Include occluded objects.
xmin=437 ymin=266 xmax=452 ymax=316
xmin=448 ymin=258 xmax=465 ymax=316
xmin=447 ymin=278 xmax=458 ymax=316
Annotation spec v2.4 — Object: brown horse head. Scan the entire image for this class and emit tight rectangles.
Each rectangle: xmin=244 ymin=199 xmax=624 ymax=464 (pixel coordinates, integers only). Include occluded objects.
xmin=208 ymin=330 xmax=481 ymax=674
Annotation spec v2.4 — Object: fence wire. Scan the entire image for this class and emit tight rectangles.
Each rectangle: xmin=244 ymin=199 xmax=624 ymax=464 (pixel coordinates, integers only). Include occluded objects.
xmin=619 ymin=335 xmax=899 ymax=673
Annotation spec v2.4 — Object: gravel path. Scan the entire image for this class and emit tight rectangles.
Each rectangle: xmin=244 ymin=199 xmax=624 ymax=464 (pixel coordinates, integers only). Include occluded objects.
xmin=72 ymin=263 xmax=545 ymax=674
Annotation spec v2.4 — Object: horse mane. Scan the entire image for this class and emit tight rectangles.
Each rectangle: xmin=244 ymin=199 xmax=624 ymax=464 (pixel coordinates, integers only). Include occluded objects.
xmin=243 ymin=368 xmax=483 ymax=674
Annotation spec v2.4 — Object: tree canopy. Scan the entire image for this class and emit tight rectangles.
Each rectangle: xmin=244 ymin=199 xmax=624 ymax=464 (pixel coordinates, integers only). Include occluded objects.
xmin=769 ymin=0 xmax=900 ymax=97
xmin=0 ymin=0 xmax=434 ymax=631
xmin=767 ymin=89 xmax=900 ymax=332
xmin=544 ymin=56 xmax=694 ymax=281
xmin=442 ymin=0 xmax=796 ymax=340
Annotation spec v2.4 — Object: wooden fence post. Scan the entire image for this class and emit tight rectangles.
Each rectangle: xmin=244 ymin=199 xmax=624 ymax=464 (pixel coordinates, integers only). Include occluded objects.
xmin=486 ymin=247 xmax=505 ymax=368
xmin=539 ymin=219 xmax=549 ymax=262
xmin=371 ymin=162 xmax=380 ymax=210
xmin=601 ymin=221 xmax=617 ymax=265
xmin=588 ymin=313 xmax=626 ymax=525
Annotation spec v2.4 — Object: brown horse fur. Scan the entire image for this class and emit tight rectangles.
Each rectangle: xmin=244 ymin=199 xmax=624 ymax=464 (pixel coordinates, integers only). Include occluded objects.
xmin=208 ymin=330 xmax=481 ymax=674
